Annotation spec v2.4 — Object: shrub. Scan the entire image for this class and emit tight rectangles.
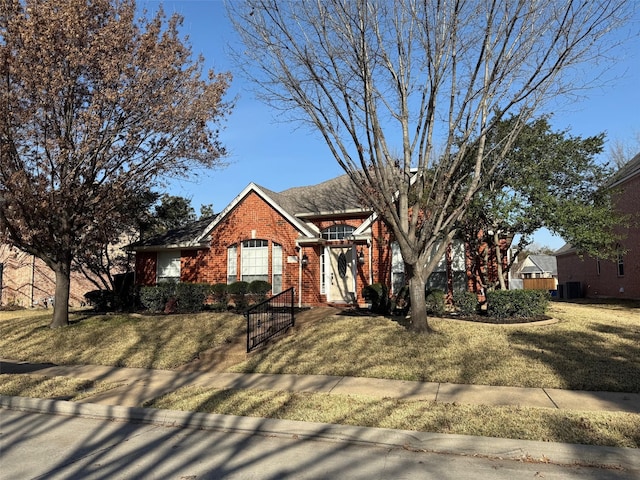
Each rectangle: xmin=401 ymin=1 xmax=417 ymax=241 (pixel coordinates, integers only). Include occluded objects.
xmin=227 ymin=281 xmax=250 ymax=311
xmin=425 ymin=289 xmax=445 ymax=316
xmin=210 ymin=283 xmax=228 ymax=304
xmin=139 ymin=281 xmax=177 ymax=313
xmin=486 ymin=289 xmax=550 ymax=319
xmin=248 ymin=280 xmax=272 ymax=303
xmin=84 ymin=290 xmax=117 ymax=311
xmin=248 ymin=280 xmax=272 ymax=295
xmin=362 ymin=283 xmax=390 ymax=314
xmin=453 ymin=290 xmax=478 ymax=316
xmin=227 ymin=281 xmax=249 ymax=295
xmin=175 ymin=283 xmax=209 ymax=313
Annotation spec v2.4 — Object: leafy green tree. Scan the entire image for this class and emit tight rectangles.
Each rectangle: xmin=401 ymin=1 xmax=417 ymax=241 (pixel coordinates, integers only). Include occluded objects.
xmin=0 ymin=0 xmax=232 ymax=327
xmin=460 ymin=116 xmax=624 ymax=291
xmin=199 ymin=203 xmax=215 ymax=219
xmin=144 ymin=194 xmax=198 ymax=239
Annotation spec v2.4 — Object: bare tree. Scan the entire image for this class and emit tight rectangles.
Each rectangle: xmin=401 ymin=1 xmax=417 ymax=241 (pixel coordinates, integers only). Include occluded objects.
xmin=608 ymin=131 xmax=640 ymax=168
xmin=229 ymin=0 xmax=630 ymax=332
xmin=0 ymin=0 xmax=232 ymax=327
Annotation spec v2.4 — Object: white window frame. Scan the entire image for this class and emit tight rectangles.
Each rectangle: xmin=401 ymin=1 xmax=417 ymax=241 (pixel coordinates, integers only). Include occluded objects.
xmin=227 ymin=244 xmax=237 ymax=284
xmin=321 ymin=224 xmax=356 ymax=240
xmin=241 ymin=239 xmax=269 ymax=283
xmin=391 ymin=242 xmax=405 ymax=294
xmin=157 ymin=251 xmax=180 ymax=283
xmin=272 ymin=242 xmax=283 ymax=294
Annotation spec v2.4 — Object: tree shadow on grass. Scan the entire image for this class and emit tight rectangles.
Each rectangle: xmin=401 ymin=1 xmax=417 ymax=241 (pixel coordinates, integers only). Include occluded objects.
xmin=508 ymin=326 xmax=640 ymax=393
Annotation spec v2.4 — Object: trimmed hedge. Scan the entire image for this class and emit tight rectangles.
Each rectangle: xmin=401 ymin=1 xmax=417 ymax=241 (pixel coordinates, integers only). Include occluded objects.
xmin=453 ymin=290 xmax=478 ymax=316
xmin=139 ymin=281 xmax=211 ymax=313
xmin=227 ymin=281 xmax=249 ymax=295
xmin=175 ymin=283 xmax=210 ymax=313
xmin=248 ymin=280 xmax=272 ymax=295
xmin=486 ymin=289 xmax=550 ymax=319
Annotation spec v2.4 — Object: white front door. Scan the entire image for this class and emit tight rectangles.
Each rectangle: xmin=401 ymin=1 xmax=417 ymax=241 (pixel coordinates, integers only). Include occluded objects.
xmin=328 ymin=246 xmax=356 ymax=303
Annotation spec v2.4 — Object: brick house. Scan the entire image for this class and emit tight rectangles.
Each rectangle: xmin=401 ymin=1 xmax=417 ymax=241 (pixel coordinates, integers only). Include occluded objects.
xmin=556 ymin=152 xmax=640 ymax=300
xmin=132 ymin=175 xmax=508 ymax=307
xmin=0 ymin=245 xmax=97 ymax=308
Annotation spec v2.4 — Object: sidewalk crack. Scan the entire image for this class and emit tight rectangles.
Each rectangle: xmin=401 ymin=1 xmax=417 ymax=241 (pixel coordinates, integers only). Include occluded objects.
xmin=328 ymin=377 xmax=345 ymax=394
xmin=542 ymin=388 xmax=559 ymax=409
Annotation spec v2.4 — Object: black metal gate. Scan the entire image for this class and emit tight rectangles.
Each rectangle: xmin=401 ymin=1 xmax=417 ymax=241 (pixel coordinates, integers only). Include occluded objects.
xmin=246 ymin=287 xmax=295 ymax=353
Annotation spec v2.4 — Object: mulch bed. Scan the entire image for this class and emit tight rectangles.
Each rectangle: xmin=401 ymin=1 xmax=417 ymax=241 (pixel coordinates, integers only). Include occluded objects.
xmin=338 ymin=307 xmax=552 ymax=325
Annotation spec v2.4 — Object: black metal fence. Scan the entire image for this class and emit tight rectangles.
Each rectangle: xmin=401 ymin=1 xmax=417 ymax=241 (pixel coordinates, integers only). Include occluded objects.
xmin=246 ymin=287 xmax=295 ymax=353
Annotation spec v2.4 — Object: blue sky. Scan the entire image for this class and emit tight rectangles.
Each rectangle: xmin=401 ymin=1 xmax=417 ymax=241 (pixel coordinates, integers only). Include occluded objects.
xmin=141 ymin=1 xmax=639 ymax=250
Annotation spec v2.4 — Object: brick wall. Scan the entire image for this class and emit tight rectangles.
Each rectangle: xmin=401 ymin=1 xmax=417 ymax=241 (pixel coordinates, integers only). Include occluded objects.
xmin=0 ymin=245 xmax=98 ymax=308
xmin=134 ymin=192 xmax=393 ymax=307
xmin=557 ymin=174 xmax=640 ymax=299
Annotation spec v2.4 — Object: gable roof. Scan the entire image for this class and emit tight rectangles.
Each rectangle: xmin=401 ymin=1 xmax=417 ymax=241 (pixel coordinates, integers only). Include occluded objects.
xmin=199 ymin=182 xmax=320 ymax=241
xmin=272 ymin=174 xmax=372 ymax=217
xmin=131 ymin=174 xmax=377 ymax=251
xmin=129 ymin=215 xmax=217 ymax=251
xmin=520 ymin=254 xmax=558 ymax=275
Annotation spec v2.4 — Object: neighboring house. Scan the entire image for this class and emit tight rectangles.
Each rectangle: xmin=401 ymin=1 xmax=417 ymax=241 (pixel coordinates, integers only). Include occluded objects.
xmin=515 ymin=254 xmax=558 ymax=280
xmin=0 ymin=245 xmax=97 ymax=308
xmin=556 ymin=152 xmax=640 ymax=300
xmin=511 ymin=254 xmax=558 ymax=291
xmin=131 ymin=175 xmax=509 ymax=307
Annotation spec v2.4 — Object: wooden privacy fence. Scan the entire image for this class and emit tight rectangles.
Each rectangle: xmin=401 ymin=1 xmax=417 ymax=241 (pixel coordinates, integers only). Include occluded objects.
xmin=522 ymin=278 xmax=557 ymax=291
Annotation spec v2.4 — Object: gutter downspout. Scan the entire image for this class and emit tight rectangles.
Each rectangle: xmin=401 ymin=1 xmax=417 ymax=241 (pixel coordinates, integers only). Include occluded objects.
xmin=296 ymin=241 xmax=302 ymax=309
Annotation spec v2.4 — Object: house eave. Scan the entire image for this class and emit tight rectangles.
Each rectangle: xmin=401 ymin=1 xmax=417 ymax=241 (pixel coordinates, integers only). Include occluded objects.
xmin=295 ymin=208 xmax=374 ymax=220
xmin=129 ymin=241 xmax=208 ymax=252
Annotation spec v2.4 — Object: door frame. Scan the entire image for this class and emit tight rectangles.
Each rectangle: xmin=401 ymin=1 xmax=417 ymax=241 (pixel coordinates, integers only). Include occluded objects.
xmin=324 ymin=245 xmax=357 ymax=303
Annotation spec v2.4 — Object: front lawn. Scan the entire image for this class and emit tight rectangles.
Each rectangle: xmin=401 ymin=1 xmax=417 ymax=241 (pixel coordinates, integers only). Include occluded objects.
xmin=0 ymin=301 xmax=638 ymax=392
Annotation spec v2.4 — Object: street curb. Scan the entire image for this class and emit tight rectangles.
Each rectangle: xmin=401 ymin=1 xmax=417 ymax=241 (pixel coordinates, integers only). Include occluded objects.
xmin=2 ymin=395 xmax=638 ymax=473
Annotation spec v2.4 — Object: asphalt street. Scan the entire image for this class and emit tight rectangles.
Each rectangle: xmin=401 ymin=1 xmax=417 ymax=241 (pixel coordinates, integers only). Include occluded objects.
xmin=1 ymin=409 xmax=637 ymax=480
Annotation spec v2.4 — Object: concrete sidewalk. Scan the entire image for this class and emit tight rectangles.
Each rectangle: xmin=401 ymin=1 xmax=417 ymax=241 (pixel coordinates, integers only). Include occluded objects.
xmin=2 ymin=359 xmax=640 ymax=414
xmin=2 ymin=359 xmax=640 ymax=474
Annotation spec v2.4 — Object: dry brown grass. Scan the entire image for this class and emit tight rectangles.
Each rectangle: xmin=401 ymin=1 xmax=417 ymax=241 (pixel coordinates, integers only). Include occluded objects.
xmin=1 ymin=301 xmax=638 ymax=392
xmin=232 ymin=301 xmax=640 ymax=392
xmin=0 ymin=374 xmax=120 ymax=401
xmin=0 ymin=310 xmax=245 ymax=369
xmin=1 ymin=300 xmax=638 ymax=448
xmin=145 ymin=386 xmax=640 ymax=448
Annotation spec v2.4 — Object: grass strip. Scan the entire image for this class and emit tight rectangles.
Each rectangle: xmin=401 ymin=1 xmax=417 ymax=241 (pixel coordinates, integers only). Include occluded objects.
xmin=144 ymin=385 xmax=640 ymax=448
xmin=0 ymin=374 xmax=122 ymax=401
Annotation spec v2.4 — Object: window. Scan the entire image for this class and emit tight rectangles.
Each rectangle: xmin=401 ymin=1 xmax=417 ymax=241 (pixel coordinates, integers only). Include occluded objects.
xmin=272 ymin=243 xmax=283 ymax=294
xmin=320 ymin=249 xmax=326 ymax=294
xmin=241 ymin=239 xmax=269 ymax=283
xmin=596 ymin=258 xmax=601 ymax=276
xmin=227 ymin=244 xmax=237 ymax=284
xmin=391 ymin=242 xmax=405 ymax=294
xmin=321 ymin=224 xmax=355 ymax=240
xmin=617 ymin=253 xmax=624 ymax=277
xmin=157 ymin=251 xmax=180 ymax=283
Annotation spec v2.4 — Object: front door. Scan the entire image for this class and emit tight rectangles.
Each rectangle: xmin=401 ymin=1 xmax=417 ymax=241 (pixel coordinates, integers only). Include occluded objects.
xmin=328 ymin=246 xmax=356 ymax=303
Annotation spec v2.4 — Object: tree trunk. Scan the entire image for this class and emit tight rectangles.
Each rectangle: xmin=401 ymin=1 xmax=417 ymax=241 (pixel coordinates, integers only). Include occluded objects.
xmin=406 ymin=265 xmax=433 ymax=333
xmin=49 ymin=263 xmax=71 ymax=328
xmin=493 ymin=231 xmax=507 ymax=290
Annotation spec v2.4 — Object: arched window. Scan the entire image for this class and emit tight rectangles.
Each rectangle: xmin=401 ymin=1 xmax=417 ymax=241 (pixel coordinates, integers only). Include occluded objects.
xmin=321 ymin=224 xmax=355 ymax=240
